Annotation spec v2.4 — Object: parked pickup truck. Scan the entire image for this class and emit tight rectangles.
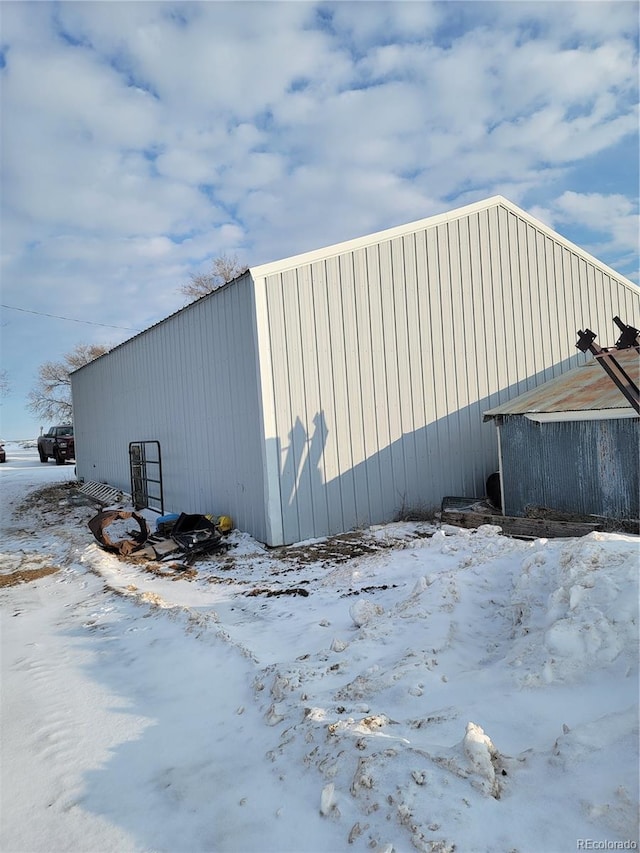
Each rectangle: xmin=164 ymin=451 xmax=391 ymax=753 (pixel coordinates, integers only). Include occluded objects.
xmin=38 ymin=425 xmax=75 ymax=464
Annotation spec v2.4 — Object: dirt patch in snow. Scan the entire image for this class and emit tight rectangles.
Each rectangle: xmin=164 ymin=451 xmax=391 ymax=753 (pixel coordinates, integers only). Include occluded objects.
xmin=246 ymin=585 xmax=310 ymax=598
xmin=14 ymin=483 xmax=436 ymax=570
xmin=13 ymin=481 xmax=97 ymax=528
xmin=142 ymin=563 xmax=198 ymax=581
xmin=277 ymin=530 xmax=424 ymax=566
xmin=0 ymin=566 xmax=60 ymax=587
xmin=16 ymin=482 xmax=440 ymax=603
xmin=202 ymin=526 xmax=436 ymax=598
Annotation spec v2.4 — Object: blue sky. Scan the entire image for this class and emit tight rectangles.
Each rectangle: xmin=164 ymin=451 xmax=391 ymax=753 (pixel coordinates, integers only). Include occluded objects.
xmin=1 ymin=0 xmax=638 ymax=438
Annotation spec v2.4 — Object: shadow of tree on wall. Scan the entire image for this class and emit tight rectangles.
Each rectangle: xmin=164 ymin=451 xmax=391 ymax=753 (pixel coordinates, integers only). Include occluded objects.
xmin=271 ymin=355 xmax=586 ymax=545
xmin=278 ymin=412 xmax=330 ymax=544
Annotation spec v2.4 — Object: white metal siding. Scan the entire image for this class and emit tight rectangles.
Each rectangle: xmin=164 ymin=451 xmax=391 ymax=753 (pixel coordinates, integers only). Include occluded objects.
xmin=262 ymin=202 xmax=640 ymax=543
xmin=71 ymin=197 xmax=640 ymax=547
xmin=72 ymin=275 xmax=268 ymax=541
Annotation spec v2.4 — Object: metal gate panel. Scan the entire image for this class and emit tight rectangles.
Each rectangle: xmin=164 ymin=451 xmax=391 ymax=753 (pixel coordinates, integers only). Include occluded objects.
xmin=129 ymin=441 xmax=164 ymax=514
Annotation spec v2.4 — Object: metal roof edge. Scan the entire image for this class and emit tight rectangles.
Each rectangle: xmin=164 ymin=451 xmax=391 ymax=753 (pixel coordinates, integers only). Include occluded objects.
xmin=524 ymin=409 xmax=637 ymax=423
xmin=250 ymin=195 xmax=510 ymax=279
xmin=250 ymin=195 xmax=639 ymax=291
xmin=495 ymin=197 xmax=639 ymax=294
xmin=71 ymin=270 xmax=255 ymax=376
xmin=483 ymin=349 xmax=639 ymax=420
xmin=72 ymin=197 xmax=638 ymax=377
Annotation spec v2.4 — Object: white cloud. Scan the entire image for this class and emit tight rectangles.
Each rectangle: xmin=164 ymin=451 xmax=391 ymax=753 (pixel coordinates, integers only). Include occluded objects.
xmin=0 ymin=0 xmax=637 ymax=437
xmin=531 ymin=191 xmax=639 ymax=266
xmin=470 ymin=0 xmax=639 ymax=44
xmin=55 ymin=2 xmax=333 ymax=120
xmin=326 ymin=1 xmax=443 ymax=49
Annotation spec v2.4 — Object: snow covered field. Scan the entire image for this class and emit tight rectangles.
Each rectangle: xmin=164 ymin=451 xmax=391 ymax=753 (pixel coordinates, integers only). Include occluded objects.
xmin=1 ymin=442 xmax=638 ymax=853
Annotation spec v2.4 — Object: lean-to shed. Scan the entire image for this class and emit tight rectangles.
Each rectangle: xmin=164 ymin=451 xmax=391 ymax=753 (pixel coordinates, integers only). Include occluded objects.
xmin=483 ymin=348 xmax=639 ymax=521
xmin=71 ymin=196 xmax=640 ymax=546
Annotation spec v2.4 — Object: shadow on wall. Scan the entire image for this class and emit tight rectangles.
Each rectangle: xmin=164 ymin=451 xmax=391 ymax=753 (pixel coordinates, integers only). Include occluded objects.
xmin=280 ymin=413 xmax=329 ymax=514
xmin=270 ymin=355 xmax=585 ymax=545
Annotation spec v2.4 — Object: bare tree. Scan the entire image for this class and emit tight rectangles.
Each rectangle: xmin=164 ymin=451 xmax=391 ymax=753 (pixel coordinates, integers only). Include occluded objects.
xmin=0 ymin=369 xmax=9 ymax=397
xmin=28 ymin=343 xmax=110 ymax=424
xmin=180 ymin=253 xmax=248 ymax=302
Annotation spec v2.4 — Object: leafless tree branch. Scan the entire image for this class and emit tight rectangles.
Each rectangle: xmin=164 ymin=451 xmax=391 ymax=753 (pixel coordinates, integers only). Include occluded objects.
xmin=180 ymin=253 xmax=248 ymax=302
xmin=28 ymin=343 xmax=110 ymax=424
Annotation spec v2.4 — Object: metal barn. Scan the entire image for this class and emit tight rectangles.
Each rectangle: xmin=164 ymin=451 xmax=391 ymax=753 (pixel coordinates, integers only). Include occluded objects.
xmin=483 ymin=348 xmax=639 ymax=520
xmin=71 ymin=196 xmax=640 ymax=545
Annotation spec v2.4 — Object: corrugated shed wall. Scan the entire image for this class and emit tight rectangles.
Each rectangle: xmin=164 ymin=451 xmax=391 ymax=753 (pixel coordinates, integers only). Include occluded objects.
xmin=72 ymin=275 xmax=268 ymax=541
xmin=260 ymin=203 xmax=640 ymax=543
xmin=497 ymin=415 xmax=639 ymax=519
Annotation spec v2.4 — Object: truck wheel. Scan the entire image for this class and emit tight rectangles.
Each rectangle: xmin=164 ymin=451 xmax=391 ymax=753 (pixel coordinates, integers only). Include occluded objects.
xmin=38 ymin=447 xmax=48 ymax=462
xmin=54 ymin=450 xmax=65 ymax=465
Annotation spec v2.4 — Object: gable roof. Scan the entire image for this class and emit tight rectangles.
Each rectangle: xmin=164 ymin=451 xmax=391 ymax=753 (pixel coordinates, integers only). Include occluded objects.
xmin=484 ymin=348 xmax=639 ymax=421
xmin=250 ymin=195 xmax=638 ymax=291
xmin=73 ymin=196 xmax=639 ymax=378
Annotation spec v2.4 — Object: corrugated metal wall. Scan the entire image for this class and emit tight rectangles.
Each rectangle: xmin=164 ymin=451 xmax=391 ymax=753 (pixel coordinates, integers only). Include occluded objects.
xmin=72 ymin=274 xmax=268 ymax=541
xmin=71 ymin=199 xmax=640 ymax=546
xmin=259 ymin=203 xmax=640 ymax=543
xmin=497 ymin=415 xmax=639 ymax=519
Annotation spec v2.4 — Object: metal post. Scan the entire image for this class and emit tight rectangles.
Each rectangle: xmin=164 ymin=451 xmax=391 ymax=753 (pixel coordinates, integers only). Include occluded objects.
xmin=576 ymin=329 xmax=640 ymax=414
xmin=612 ymin=316 xmax=640 ymax=350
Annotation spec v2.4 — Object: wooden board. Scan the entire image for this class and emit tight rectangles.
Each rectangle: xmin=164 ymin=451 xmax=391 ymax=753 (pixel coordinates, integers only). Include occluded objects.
xmin=440 ymin=510 xmax=604 ymax=539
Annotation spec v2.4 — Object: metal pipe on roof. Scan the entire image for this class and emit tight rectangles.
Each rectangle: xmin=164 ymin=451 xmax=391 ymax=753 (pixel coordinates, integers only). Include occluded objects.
xmin=576 ymin=327 xmax=640 ymax=414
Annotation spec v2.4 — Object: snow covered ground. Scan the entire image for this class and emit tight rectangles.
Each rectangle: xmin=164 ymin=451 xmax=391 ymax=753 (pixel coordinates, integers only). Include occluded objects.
xmin=1 ymin=442 xmax=638 ymax=853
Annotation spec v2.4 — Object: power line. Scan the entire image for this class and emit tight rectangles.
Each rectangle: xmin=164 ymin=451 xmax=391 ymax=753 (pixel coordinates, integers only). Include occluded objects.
xmin=0 ymin=303 xmax=142 ymax=332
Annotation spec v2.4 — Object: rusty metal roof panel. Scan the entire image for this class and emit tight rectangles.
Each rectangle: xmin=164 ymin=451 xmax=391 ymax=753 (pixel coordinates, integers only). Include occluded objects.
xmin=484 ymin=349 xmax=639 ymax=418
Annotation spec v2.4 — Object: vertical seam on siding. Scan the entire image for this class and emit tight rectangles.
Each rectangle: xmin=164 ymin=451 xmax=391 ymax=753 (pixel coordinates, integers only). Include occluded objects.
xmin=447 ymin=221 xmax=462 ymax=409
xmin=548 ymin=241 xmax=560 ymax=370
xmin=365 ymin=246 xmax=383 ymax=517
xmin=281 ymin=272 xmax=301 ymax=542
xmin=468 ymin=215 xmax=483 ymax=401
xmin=544 ymin=236 xmax=559 ymax=368
xmin=457 ymin=218 xmax=476 ymax=493
xmin=425 ymin=229 xmax=442 ymax=484
xmin=505 ymin=211 xmax=521 ymax=389
xmin=487 ymin=211 xmax=502 ymax=397
xmin=295 ymin=266 xmax=315 ymax=537
xmin=556 ymin=243 xmax=567 ymax=357
xmin=405 ymin=232 xmax=420 ymax=498
xmin=324 ymin=257 xmax=346 ymax=533
xmin=495 ymin=209 xmax=509 ymax=394
xmin=436 ymin=226 xmax=450 ymax=417
xmin=349 ymin=250 xmax=371 ymax=525
xmin=396 ymin=237 xmax=413 ymax=504
xmin=257 ymin=275 xmax=285 ymax=545
xmin=309 ymin=263 xmax=331 ymax=537
xmin=524 ymin=219 xmax=537 ymax=380
xmin=478 ymin=212 xmax=496 ymax=402
xmin=441 ymin=223 xmax=457 ymax=485
xmin=387 ymin=239 xmax=404 ymax=506
xmin=560 ymin=246 xmax=582 ymax=360
xmin=537 ymin=229 xmax=552 ymax=379
xmin=341 ymin=253 xmax=358 ymax=524
xmin=376 ymin=242 xmax=394 ymax=502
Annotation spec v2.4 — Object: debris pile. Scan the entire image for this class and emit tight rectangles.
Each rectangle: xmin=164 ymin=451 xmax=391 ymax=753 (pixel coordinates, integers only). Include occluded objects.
xmin=88 ymin=510 xmax=232 ymax=562
xmin=88 ymin=510 xmax=149 ymax=557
